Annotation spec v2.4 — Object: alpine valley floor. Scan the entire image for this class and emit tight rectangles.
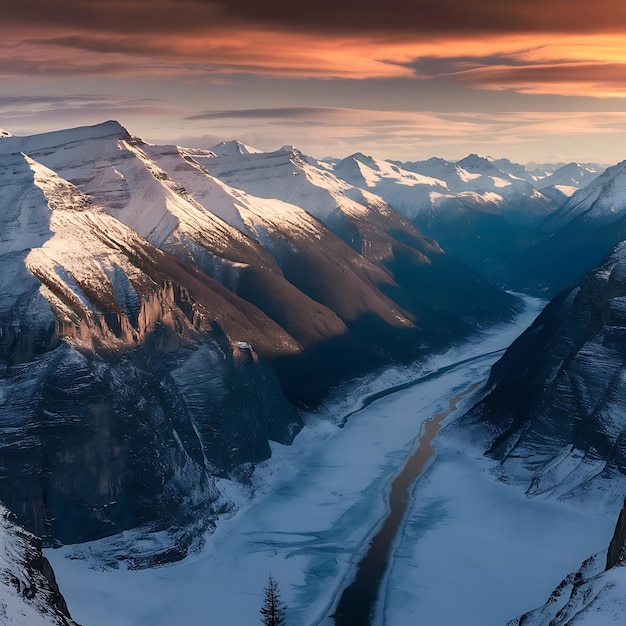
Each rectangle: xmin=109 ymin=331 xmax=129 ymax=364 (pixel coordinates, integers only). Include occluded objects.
xmin=45 ymin=295 xmax=613 ymax=626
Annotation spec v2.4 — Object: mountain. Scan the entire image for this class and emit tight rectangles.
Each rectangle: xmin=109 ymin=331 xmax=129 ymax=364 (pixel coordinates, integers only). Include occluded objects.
xmin=0 ymin=504 xmax=77 ymax=626
xmin=537 ymin=161 xmax=601 ymax=192
xmin=462 ymin=242 xmax=626 ymax=508
xmin=544 ymin=160 xmax=626 ymax=230
xmin=0 ymin=145 xmax=305 ymax=562
xmin=209 ymin=139 xmax=261 ymax=156
xmin=0 ymin=121 xmax=519 ymax=560
xmin=516 ymin=161 xmax=626 ymax=295
xmin=191 ymin=142 xmax=520 ymax=331
xmin=371 ymin=153 xmax=560 ymax=288
xmin=510 ymin=500 xmax=626 ymax=625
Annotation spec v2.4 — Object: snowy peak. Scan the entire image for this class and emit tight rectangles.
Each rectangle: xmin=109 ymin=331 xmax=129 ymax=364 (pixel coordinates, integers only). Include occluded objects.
xmin=545 ymin=159 xmax=626 ymax=228
xmin=537 ymin=161 xmax=601 ymax=190
xmin=396 ymin=156 xmax=477 ymax=188
xmin=456 ymin=153 xmax=499 ymax=174
xmin=209 ymin=139 xmax=262 ymax=156
xmin=0 ymin=121 xmax=129 ymax=157
xmin=334 ymin=152 xmax=446 ymax=192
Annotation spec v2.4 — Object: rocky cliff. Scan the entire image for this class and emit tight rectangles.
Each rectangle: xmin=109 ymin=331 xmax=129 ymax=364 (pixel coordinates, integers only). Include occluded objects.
xmin=463 ymin=241 xmax=626 ymax=505
xmin=0 ymin=505 xmax=77 ymax=626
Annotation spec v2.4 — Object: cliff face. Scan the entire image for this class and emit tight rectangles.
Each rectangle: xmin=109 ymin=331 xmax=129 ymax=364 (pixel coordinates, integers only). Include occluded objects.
xmin=606 ymin=498 xmax=626 ymax=570
xmin=0 ymin=505 xmax=77 ymax=626
xmin=463 ymin=242 xmax=626 ymax=501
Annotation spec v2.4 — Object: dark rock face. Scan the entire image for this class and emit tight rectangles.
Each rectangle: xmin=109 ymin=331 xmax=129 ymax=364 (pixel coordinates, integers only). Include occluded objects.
xmin=464 ymin=242 xmax=626 ymax=495
xmin=1 ymin=339 xmax=295 ymax=551
xmin=606 ymin=498 xmax=626 ymax=570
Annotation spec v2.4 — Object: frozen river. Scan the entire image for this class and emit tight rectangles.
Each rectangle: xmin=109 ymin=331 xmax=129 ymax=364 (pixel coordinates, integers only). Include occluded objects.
xmin=47 ymin=295 xmax=615 ymax=626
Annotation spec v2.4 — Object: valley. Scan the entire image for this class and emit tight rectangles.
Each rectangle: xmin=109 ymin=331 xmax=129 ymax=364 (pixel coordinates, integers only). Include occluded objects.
xmin=2 ymin=120 xmax=626 ymax=625
xmin=46 ymin=296 xmax=552 ymax=626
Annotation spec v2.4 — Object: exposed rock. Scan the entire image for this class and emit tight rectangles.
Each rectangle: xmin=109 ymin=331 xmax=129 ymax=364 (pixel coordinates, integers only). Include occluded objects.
xmin=463 ymin=242 xmax=626 ymax=504
xmin=0 ymin=504 xmax=77 ymax=625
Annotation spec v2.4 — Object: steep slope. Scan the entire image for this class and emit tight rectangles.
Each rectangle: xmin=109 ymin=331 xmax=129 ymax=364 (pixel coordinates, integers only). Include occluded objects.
xmin=380 ymin=154 xmax=558 ymax=287
xmin=510 ymin=500 xmax=626 ymax=625
xmin=0 ymin=149 xmax=301 ymax=560
xmin=195 ymin=143 xmax=521 ymax=330
xmin=333 ymin=152 xmax=448 ymax=220
xmin=544 ymin=161 xmax=626 ymax=229
xmin=462 ymin=242 xmax=626 ymax=507
xmin=0 ymin=505 xmax=77 ymax=626
xmin=516 ymin=161 xmax=626 ymax=295
xmin=0 ymin=123 xmax=429 ymax=400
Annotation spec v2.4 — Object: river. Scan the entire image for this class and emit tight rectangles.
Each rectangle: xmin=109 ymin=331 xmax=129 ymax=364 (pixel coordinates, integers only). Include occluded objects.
xmin=333 ymin=382 xmax=480 ymax=624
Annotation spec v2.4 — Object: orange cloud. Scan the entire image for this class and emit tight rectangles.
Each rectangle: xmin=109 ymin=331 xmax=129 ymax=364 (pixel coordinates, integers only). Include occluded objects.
xmin=3 ymin=20 xmax=626 ymax=96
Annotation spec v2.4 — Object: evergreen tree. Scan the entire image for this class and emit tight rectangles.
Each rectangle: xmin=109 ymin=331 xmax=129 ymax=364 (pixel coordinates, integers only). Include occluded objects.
xmin=260 ymin=574 xmax=286 ymax=625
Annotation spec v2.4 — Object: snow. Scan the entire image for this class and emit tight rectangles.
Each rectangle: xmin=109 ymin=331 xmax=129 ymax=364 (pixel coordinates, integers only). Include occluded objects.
xmin=376 ymin=437 xmax=615 ymax=626
xmin=44 ymin=295 xmax=579 ymax=626
xmin=510 ymin=551 xmax=626 ymax=625
xmin=198 ymin=146 xmax=379 ymax=222
xmin=547 ymin=160 xmax=626 ymax=228
xmin=144 ymin=143 xmax=326 ymax=244
xmin=355 ymin=153 xmax=554 ymax=221
xmin=0 ymin=505 xmax=72 ymax=626
xmin=209 ymin=140 xmax=262 ymax=156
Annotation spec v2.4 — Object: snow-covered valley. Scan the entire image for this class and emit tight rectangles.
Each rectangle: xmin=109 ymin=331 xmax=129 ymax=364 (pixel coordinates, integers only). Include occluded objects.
xmin=43 ymin=295 xmax=614 ymax=626
xmin=3 ymin=121 xmax=626 ymax=624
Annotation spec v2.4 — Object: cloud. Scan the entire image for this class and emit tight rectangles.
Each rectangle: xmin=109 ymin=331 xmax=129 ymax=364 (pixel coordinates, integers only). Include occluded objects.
xmin=175 ymin=106 xmax=626 ymax=162
xmin=0 ymin=94 xmax=180 ymax=136
xmin=5 ymin=0 xmax=626 ymax=37
xmin=186 ymin=107 xmax=346 ymax=121
xmin=4 ymin=1 xmax=626 ymax=95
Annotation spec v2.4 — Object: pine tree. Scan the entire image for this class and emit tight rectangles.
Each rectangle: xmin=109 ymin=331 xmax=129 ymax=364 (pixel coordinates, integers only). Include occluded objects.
xmin=260 ymin=574 xmax=286 ymax=625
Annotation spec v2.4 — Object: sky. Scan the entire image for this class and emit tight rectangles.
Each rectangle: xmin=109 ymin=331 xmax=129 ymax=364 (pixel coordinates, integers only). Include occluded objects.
xmin=2 ymin=0 xmax=626 ymax=163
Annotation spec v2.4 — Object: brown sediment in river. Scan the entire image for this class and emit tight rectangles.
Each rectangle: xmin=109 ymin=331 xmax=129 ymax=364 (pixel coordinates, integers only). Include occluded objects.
xmin=332 ymin=382 xmax=481 ymax=625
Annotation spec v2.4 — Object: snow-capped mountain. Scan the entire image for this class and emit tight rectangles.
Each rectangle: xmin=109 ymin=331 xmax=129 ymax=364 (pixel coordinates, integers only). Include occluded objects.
xmin=462 ymin=242 xmax=626 ymax=508
xmin=0 ymin=144 xmax=305 ymax=563
xmin=513 ymin=160 xmax=626 ymax=295
xmin=0 ymin=505 xmax=77 ymax=626
xmin=190 ymin=141 xmax=520 ymax=329
xmin=510 ymin=500 xmax=626 ymax=625
xmin=366 ymin=153 xmax=560 ymax=288
xmin=209 ymin=139 xmax=261 ymax=156
xmin=0 ymin=121 xmax=521 ymax=561
xmin=544 ymin=160 xmax=626 ymax=229
xmin=347 ymin=152 xmax=555 ymax=221
xmin=537 ymin=161 xmax=601 ymax=193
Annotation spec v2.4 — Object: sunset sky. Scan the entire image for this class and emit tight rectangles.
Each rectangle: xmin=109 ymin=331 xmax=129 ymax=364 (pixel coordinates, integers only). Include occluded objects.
xmin=3 ymin=0 xmax=626 ymax=163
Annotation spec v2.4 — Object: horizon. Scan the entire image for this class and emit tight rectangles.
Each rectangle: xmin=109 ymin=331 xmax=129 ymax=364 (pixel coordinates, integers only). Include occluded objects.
xmin=4 ymin=1 xmax=626 ymax=163
xmin=0 ymin=118 xmax=614 ymax=168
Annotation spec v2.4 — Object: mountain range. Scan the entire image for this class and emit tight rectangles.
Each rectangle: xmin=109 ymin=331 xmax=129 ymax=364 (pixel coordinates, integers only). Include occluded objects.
xmin=3 ymin=120 xmax=626 ymax=623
